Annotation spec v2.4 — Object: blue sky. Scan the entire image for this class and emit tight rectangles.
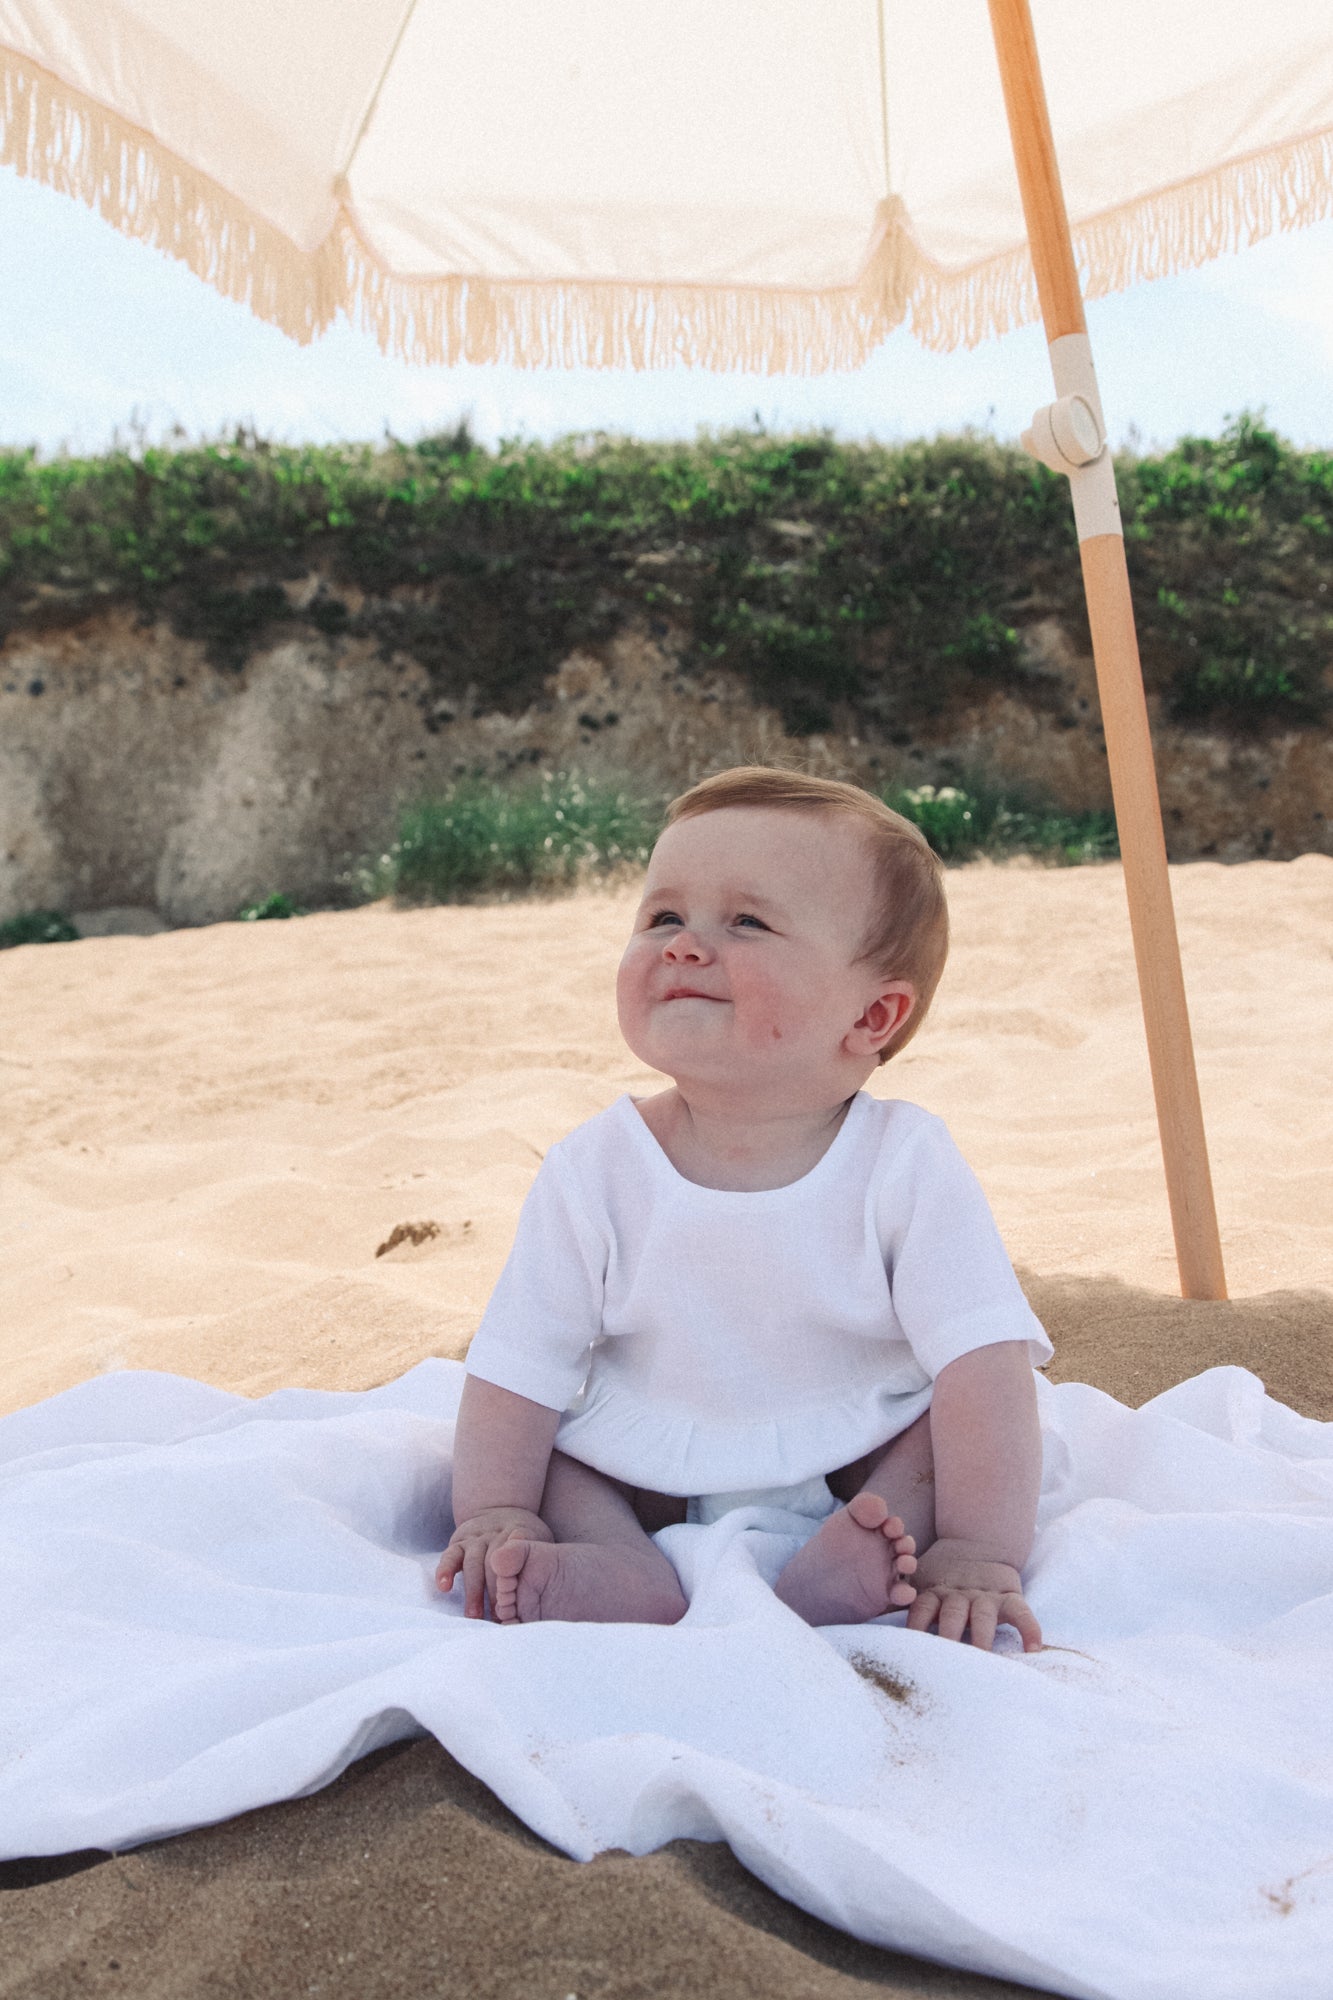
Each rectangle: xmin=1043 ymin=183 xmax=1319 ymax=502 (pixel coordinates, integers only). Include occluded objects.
xmin=3 ymin=163 xmax=1333 ymax=458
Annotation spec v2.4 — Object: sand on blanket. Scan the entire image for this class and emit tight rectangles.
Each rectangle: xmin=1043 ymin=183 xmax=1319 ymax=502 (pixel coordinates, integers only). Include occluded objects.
xmin=1 ymin=854 xmax=1330 ymax=2000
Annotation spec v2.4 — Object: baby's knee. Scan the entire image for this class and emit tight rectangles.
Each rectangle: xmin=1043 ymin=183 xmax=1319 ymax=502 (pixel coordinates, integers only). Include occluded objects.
xmin=646 ymin=1571 xmax=689 ymax=1625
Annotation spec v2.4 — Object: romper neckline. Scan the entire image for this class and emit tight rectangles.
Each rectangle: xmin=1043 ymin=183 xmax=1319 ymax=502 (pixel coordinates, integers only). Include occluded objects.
xmin=618 ymin=1088 xmax=870 ymax=1199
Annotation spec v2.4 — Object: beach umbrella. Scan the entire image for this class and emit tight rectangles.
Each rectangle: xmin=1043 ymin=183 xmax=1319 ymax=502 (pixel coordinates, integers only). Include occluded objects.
xmin=4 ymin=2 xmax=1332 ymax=1300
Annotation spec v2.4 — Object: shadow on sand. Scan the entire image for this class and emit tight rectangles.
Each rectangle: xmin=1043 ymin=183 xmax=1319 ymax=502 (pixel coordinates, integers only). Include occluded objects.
xmin=1024 ymin=1271 xmax=1333 ymax=1421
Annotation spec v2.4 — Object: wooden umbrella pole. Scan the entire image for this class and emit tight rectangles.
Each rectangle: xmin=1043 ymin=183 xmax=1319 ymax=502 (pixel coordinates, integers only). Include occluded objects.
xmin=986 ymin=0 xmax=1227 ymax=1299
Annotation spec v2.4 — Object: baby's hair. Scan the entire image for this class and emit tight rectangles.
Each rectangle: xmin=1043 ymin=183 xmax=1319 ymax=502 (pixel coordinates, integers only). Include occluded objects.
xmin=664 ymin=765 xmax=949 ymax=1062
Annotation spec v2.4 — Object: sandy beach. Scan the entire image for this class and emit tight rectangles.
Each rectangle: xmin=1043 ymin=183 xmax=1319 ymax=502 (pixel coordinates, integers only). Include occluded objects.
xmin=2 ymin=853 xmax=1331 ymax=1998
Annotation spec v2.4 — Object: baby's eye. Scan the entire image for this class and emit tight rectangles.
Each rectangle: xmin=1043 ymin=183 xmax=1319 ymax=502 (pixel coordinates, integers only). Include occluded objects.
xmin=735 ymin=913 xmax=769 ymax=930
xmin=645 ymin=910 xmax=682 ymax=927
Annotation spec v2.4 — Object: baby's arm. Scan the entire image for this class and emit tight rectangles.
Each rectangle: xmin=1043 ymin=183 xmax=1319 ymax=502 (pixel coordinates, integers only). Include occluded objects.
xmin=907 ymin=1341 xmax=1044 ymax=1651
xmin=436 ymin=1376 xmax=561 ymax=1618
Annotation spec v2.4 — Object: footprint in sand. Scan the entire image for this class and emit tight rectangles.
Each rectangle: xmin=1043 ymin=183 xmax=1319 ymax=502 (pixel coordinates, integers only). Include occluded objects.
xmin=374 ymin=1219 xmax=474 ymax=1261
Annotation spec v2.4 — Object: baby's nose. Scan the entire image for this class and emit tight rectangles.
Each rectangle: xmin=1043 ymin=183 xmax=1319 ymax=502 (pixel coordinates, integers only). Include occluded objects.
xmin=662 ymin=927 xmax=707 ymax=960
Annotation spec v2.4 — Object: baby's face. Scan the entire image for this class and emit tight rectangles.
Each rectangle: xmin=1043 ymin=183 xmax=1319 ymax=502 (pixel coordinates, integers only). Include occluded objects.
xmin=617 ymin=807 xmax=911 ymax=1105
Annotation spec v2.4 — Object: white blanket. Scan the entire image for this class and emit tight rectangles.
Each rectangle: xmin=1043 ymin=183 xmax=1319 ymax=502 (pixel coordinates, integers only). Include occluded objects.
xmin=3 ymin=1360 xmax=1331 ymax=2000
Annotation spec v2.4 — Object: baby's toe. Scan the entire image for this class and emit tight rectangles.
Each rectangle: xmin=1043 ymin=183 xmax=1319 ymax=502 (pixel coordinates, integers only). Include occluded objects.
xmin=846 ymin=1492 xmax=890 ymax=1530
xmin=888 ymin=1578 xmax=917 ymax=1608
xmin=489 ymin=1540 xmax=529 ymax=1624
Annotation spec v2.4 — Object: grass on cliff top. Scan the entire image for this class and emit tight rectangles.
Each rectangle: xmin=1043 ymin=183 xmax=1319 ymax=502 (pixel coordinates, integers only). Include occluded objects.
xmin=1 ymin=416 xmax=1328 ymax=730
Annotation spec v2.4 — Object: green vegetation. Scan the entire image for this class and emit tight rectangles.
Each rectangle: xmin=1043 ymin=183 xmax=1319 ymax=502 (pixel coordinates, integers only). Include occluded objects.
xmin=236 ymin=892 xmax=304 ymax=921
xmin=1 ymin=415 xmax=1327 ymax=733
xmin=353 ymin=768 xmax=1114 ymax=907
xmin=886 ymin=781 xmax=1119 ymax=864
xmin=0 ymin=909 xmax=80 ymax=948
xmin=369 ymin=770 xmax=660 ymax=903
xmin=1118 ymin=416 xmax=1332 ymax=722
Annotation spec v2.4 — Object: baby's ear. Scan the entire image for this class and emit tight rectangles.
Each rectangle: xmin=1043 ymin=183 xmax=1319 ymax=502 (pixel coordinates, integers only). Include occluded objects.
xmin=851 ymin=984 xmax=915 ymax=1054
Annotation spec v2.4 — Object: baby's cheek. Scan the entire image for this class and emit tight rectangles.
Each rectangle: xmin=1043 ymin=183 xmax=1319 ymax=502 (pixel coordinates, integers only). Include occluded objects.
xmin=614 ymin=957 xmax=651 ymax=1042
xmin=734 ymin=979 xmax=790 ymax=1049
xmin=745 ymin=986 xmax=832 ymax=1054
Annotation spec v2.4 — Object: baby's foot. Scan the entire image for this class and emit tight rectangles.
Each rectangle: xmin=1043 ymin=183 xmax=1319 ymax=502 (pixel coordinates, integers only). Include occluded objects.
xmin=773 ymin=1494 xmax=918 ymax=1627
xmin=489 ymin=1538 xmax=686 ymax=1626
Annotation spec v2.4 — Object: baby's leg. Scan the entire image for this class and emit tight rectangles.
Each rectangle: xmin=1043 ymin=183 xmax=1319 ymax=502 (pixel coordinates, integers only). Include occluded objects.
xmin=489 ymin=1451 xmax=688 ymax=1627
xmin=828 ymin=1410 xmax=937 ymax=1548
xmin=773 ymin=1414 xmax=934 ymax=1628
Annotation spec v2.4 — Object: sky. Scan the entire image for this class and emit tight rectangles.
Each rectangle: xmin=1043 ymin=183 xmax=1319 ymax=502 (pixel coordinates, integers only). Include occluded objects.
xmin=3 ymin=163 xmax=1333 ymax=459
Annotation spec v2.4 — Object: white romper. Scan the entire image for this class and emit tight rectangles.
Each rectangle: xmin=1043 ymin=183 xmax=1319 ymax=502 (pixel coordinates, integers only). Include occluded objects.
xmin=464 ymin=1092 xmax=1052 ymax=1515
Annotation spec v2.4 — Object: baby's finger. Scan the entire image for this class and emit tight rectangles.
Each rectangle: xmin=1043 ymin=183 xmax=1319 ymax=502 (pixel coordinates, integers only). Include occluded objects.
xmin=1001 ymin=1592 xmax=1043 ymax=1652
xmin=905 ymin=1589 xmax=941 ymax=1634
xmin=483 ymin=1546 xmax=506 ymax=1612
xmin=462 ymin=1541 xmax=489 ymax=1620
xmin=967 ymin=1598 xmax=1000 ymax=1652
xmin=435 ymin=1546 xmax=461 ymax=1592
xmin=936 ymin=1590 xmax=972 ymax=1643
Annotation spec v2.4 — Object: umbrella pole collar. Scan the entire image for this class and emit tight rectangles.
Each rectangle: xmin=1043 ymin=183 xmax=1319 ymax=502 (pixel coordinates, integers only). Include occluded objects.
xmin=1021 ymin=333 xmax=1123 ymax=542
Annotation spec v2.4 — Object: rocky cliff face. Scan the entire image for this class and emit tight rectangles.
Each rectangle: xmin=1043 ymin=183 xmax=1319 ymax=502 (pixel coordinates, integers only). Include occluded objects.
xmin=2 ymin=597 xmax=1329 ymax=926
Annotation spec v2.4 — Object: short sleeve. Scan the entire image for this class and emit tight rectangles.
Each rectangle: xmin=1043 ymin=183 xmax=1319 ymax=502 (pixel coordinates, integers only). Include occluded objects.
xmin=879 ymin=1116 xmax=1053 ymax=1379
xmin=463 ymin=1146 xmax=608 ymax=1412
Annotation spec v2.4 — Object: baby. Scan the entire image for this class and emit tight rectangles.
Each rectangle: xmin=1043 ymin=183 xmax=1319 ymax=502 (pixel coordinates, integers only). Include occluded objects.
xmin=436 ymin=765 xmax=1051 ymax=1649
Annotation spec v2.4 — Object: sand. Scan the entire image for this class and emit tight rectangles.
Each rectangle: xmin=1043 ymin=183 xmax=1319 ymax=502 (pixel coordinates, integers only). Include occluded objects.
xmin=2 ymin=854 xmax=1331 ymax=1998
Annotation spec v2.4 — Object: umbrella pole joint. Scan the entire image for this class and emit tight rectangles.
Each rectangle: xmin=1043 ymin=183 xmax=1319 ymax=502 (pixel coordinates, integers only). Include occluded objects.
xmin=1021 ymin=334 xmax=1121 ymax=543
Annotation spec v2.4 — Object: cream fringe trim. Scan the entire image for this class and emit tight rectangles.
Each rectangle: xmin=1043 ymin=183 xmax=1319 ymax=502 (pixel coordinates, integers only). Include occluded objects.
xmin=5 ymin=42 xmax=1333 ymax=373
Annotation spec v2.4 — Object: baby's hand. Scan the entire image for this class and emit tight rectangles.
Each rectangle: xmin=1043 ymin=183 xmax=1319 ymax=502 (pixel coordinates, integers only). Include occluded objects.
xmin=436 ymin=1507 xmax=553 ymax=1620
xmin=906 ymin=1538 xmax=1041 ymax=1653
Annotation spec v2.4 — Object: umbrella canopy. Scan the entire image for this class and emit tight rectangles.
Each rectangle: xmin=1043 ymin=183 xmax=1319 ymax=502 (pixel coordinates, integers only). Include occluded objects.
xmin=1 ymin=0 xmax=1332 ymax=369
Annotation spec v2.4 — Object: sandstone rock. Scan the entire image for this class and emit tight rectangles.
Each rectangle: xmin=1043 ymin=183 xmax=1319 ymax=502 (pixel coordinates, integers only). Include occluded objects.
xmin=1 ymin=608 xmax=1327 ymax=926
